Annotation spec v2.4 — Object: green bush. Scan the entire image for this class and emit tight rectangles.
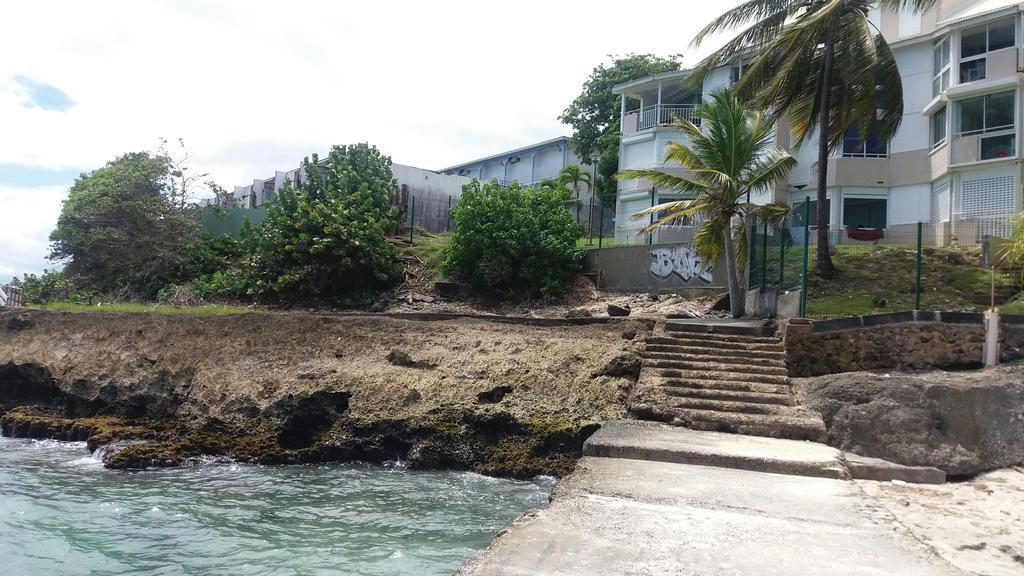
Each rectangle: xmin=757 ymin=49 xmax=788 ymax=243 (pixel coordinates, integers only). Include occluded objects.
xmin=15 ymin=270 xmax=87 ymax=304
xmin=444 ymin=180 xmax=582 ymax=297
xmin=236 ymin=144 xmax=402 ymax=304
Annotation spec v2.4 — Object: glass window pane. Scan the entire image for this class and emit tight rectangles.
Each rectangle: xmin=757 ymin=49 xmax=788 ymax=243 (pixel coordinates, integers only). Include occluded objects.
xmin=843 ymin=198 xmax=887 ymax=229
xmin=961 ymin=27 xmax=987 ymax=57
xmin=960 ymin=58 xmax=986 ymax=83
xmin=932 ymin=76 xmax=941 ymax=97
xmin=932 ymin=107 xmax=946 ymax=146
xmin=989 ymin=19 xmax=1015 ymax=51
xmin=985 ymin=91 xmax=1015 ymax=130
xmin=959 ymin=96 xmax=984 ymax=133
xmin=980 ymin=134 xmax=1016 ymax=160
xmin=942 ymin=70 xmax=950 ymax=92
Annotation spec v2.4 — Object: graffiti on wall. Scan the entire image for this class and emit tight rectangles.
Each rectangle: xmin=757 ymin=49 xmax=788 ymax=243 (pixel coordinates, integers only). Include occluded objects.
xmin=649 ymin=245 xmax=714 ymax=284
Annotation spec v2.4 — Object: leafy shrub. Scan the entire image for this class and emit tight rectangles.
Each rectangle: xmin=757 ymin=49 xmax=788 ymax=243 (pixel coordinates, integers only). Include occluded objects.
xmin=444 ymin=180 xmax=582 ymax=297
xmin=15 ymin=270 xmax=86 ymax=304
xmin=236 ymin=144 xmax=402 ymax=303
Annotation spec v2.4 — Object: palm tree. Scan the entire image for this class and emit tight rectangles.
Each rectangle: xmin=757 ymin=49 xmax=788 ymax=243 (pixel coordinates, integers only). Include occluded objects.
xmin=618 ymin=91 xmax=795 ymax=317
xmin=558 ymin=164 xmax=592 ymax=223
xmin=690 ymin=0 xmax=936 ymax=276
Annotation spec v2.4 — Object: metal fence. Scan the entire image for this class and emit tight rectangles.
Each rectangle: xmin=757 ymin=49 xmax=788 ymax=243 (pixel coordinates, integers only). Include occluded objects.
xmin=748 ymin=199 xmax=1019 ymax=318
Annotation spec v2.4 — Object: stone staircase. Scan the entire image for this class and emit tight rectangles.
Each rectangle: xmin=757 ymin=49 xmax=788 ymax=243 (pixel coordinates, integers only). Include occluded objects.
xmin=628 ymin=322 xmax=828 ymax=442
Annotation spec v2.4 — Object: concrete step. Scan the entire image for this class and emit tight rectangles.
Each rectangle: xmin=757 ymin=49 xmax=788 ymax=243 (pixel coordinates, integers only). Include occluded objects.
xmin=644 ymin=359 xmax=789 ymax=377
xmin=646 ymin=335 xmax=784 ymax=353
xmin=664 ymin=321 xmax=776 ymax=338
xmin=668 ymin=397 xmax=782 ymax=415
xmin=660 ymin=386 xmax=794 ymax=406
xmin=656 ymin=331 xmax=782 ymax=345
xmin=654 ymin=369 xmax=790 ymax=386
xmin=665 ymin=408 xmax=828 ymax=443
xmin=655 ymin=377 xmax=793 ymax=395
xmin=644 ymin=343 xmax=788 ymax=360
xmin=584 ymin=420 xmax=844 ymax=479
xmin=642 ymin=351 xmax=788 ymax=369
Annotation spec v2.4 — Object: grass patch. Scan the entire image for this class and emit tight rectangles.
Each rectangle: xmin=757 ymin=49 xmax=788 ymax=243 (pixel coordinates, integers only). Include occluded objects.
xmin=792 ymin=244 xmax=1019 ymax=318
xmin=36 ymin=302 xmax=256 ymax=315
xmin=577 ymin=236 xmax=615 ymax=250
xmin=402 ymin=230 xmax=452 ymax=283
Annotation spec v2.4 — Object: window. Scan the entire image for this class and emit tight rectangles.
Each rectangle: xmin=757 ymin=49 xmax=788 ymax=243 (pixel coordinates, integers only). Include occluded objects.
xmin=931 ymin=106 xmax=947 ymax=149
xmin=729 ymin=62 xmax=746 ymax=85
xmin=956 ymin=90 xmax=1015 ymax=136
xmin=843 ymin=198 xmax=887 ymax=229
xmin=980 ymin=133 xmax=1016 ymax=160
xmin=933 ymin=37 xmax=950 ymax=96
xmin=959 ymin=18 xmax=1016 ymax=83
xmin=842 ymin=122 xmax=888 ymax=157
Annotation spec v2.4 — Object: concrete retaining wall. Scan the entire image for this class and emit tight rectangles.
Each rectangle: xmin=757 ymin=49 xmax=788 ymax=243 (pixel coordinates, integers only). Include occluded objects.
xmin=783 ymin=311 xmax=1024 ymax=377
xmin=586 ymin=243 xmax=725 ymax=293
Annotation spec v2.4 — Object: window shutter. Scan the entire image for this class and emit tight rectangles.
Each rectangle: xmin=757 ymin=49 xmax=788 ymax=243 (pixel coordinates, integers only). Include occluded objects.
xmin=931 ymin=180 xmax=950 ymax=223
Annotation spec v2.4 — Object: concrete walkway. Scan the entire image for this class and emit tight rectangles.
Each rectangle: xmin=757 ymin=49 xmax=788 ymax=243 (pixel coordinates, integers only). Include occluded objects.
xmin=456 ymin=422 xmax=962 ymax=576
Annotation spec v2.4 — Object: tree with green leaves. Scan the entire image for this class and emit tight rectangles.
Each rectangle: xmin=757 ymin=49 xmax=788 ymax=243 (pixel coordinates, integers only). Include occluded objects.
xmin=619 ymin=91 xmax=795 ymax=317
xmin=49 ymin=152 xmax=200 ymax=298
xmin=690 ymin=0 xmax=936 ymax=276
xmin=444 ymin=180 xmax=582 ymax=298
xmin=558 ymin=164 xmax=592 ymax=223
xmin=560 ymin=54 xmax=682 ymax=162
xmin=238 ymin=143 xmax=401 ymax=304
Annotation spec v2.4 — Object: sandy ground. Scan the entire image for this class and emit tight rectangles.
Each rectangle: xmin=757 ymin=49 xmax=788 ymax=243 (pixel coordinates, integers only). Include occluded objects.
xmin=858 ymin=467 xmax=1024 ymax=575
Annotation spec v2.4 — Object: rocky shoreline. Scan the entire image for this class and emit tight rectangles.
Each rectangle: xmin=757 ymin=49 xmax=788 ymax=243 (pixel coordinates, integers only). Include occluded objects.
xmin=0 ymin=310 xmax=649 ymax=478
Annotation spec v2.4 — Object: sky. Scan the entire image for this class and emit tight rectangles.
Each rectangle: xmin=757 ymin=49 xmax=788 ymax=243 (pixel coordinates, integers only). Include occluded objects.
xmin=0 ymin=0 xmax=742 ymax=282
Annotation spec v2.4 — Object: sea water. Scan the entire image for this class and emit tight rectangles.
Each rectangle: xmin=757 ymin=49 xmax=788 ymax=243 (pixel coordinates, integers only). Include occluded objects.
xmin=0 ymin=436 xmax=553 ymax=575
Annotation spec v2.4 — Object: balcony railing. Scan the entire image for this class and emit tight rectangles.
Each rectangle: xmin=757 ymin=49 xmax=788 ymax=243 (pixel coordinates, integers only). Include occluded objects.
xmin=624 ymin=104 xmax=698 ymax=134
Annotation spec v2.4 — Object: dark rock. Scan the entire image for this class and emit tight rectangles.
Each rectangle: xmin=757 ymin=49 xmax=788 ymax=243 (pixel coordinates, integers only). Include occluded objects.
xmin=607 ymin=304 xmax=631 ymax=317
xmin=264 ymin=390 xmax=350 ymax=450
xmin=5 ymin=314 xmax=34 ymax=331
xmin=476 ymin=385 xmax=513 ymax=404
xmin=710 ymin=292 xmax=730 ymax=312
xmin=622 ymin=330 xmax=637 ymax=340
xmin=386 ymin=349 xmax=436 ymax=369
xmin=794 ymin=366 xmax=1024 ymax=475
xmin=434 ymin=281 xmax=468 ymax=298
xmin=591 ymin=354 xmax=642 ymax=381
xmin=565 ymin=308 xmax=593 ymax=318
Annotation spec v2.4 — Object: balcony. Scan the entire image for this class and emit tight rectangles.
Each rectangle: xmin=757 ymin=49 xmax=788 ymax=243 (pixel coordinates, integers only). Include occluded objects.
xmin=623 ymin=104 xmax=698 ymax=135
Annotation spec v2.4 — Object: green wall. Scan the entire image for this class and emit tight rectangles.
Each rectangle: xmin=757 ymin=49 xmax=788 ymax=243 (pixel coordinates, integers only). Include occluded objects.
xmin=199 ymin=206 xmax=267 ymax=238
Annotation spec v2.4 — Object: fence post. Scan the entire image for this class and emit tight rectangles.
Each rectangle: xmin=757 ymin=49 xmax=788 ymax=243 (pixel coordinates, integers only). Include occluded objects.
xmin=446 ymin=196 xmax=451 ymax=232
xmin=648 ymin=188 xmax=655 ymax=246
xmin=779 ymin=225 xmax=785 ymax=291
xmin=915 ymin=221 xmax=923 ymax=310
xmin=760 ymin=220 xmax=768 ymax=290
xmin=598 ymin=201 xmax=605 ymax=249
xmin=410 ymin=196 xmax=416 ymax=246
xmin=588 ymin=196 xmax=594 ymax=245
xmin=800 ymin=200 xmax=810 ymax=318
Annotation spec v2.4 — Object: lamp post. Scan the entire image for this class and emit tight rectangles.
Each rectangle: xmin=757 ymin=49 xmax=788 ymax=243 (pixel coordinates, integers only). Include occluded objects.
xmin=590 ymin=152 xmax=600 ymax=246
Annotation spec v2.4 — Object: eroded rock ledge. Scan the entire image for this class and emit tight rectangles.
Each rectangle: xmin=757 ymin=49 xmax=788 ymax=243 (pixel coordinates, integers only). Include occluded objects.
xmin=0 ymin=310 xmax=650 ymax=478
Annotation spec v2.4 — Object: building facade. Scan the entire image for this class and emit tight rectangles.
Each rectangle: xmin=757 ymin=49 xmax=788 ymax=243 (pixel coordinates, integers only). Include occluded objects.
xmin=440 ymin=136 xmax=609 ymax=232
xmin=613 ymin=0 xmax=1024 ymax=245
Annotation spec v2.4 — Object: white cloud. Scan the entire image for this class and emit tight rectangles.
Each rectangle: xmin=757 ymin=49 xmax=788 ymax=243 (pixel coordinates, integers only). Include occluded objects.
xmin=0 ymin=185 xmax=67 ymax=282
xmin=0 ymin=0 xmax=743 ymax=279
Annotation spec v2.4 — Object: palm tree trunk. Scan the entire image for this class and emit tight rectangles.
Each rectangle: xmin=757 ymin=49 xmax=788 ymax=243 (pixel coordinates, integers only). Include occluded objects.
xmin=815 ymin=30 xmax=836 ymax=276
xmin=723 ymin=225 xmax=745 ymax=318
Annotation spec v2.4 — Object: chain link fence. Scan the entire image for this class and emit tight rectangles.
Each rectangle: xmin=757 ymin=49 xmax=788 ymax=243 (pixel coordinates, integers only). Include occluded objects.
xmin=748 ymin=200 xmax=1021 ymax=318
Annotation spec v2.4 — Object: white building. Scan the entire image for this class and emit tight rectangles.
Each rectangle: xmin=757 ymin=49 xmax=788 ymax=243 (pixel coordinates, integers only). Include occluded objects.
xmin=613 ymin=0 xmax=1024 ymax=245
